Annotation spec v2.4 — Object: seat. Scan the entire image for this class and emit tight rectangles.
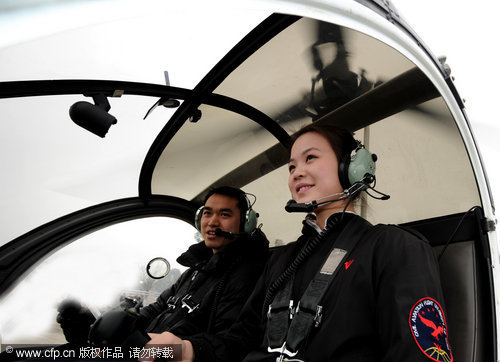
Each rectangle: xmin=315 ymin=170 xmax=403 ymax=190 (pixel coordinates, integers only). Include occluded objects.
xmin=403 ymin=208 xmax=494 ymax=361
xmin=434 ymin=240 xmax=489 ymax=361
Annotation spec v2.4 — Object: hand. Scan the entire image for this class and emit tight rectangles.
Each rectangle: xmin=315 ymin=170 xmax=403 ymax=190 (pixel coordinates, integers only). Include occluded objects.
xmin=142 ymin=332 xmax=194 ymax=362
xmin=56 ymin=299 xmax=96 ymax=345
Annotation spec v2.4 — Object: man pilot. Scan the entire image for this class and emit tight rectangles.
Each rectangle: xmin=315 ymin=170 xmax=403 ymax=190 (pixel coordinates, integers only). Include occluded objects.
xmin=57 ymin=186 xmax=269 ymax=353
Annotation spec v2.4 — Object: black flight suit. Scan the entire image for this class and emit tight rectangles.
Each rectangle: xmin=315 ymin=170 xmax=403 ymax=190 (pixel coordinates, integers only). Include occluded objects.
xmin=139 ymin=229 xmax=269 ymax=340
xmin=189 ymin=213 xmax=451 ymax=362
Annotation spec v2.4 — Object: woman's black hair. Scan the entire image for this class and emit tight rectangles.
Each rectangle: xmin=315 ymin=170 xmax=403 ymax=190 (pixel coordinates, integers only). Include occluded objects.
xmin=288 ymin=123 xmax=358 ymax=163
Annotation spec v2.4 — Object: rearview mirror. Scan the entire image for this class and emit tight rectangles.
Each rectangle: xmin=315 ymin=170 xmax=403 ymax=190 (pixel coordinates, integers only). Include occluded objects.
xmin=146 ymin=257 xmax=170 ymax=279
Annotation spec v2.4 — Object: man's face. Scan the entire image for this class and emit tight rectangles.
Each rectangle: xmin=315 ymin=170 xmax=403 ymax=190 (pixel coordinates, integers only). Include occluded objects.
xmin=200 ymin=194 xmax=242 ymax=253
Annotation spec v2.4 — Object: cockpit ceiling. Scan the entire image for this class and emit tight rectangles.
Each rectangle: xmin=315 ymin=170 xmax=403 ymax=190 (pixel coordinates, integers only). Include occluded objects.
xmin=151 ymin=16 xmax=479 ymax=243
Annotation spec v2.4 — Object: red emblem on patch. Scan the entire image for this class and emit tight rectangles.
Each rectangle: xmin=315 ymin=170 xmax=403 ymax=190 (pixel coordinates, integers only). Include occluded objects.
xmin=344 ymin=259 xmax=354 ymax=270
xmin=409 ymin=297 xmax=453 ymax=361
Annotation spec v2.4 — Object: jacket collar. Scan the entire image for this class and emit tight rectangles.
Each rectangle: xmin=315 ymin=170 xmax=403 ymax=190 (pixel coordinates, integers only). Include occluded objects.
xmin=301 ymin=211 xmax=357 ymax=236
xmin=177 ymin=229 xmax=269 ymax=271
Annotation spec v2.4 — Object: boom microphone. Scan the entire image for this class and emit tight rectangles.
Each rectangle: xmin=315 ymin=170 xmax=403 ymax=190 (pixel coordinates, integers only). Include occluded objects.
xmin=214 ymin=228 xmax=246 ymax=239
xmin=285 ymin=187 xmax=357 ymax=213
xmin=285 ymin=178 xmax=389 ymax=213
xmin=285 ymin=195 xmax=346 ymax=213
xmin=285 ymin=199 xmax=320 ymax=213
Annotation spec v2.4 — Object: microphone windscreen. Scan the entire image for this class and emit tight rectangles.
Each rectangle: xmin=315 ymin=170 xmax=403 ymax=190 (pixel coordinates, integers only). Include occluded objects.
xmin=214 ymin=228 xmax=236 ymax=239
xmin=285 ymin=200 xmax=314 ymax=213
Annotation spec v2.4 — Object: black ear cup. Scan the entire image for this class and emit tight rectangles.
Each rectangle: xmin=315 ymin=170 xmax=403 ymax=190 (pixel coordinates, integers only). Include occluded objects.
xmin=338 ymin=153 xmax=352 ymax=190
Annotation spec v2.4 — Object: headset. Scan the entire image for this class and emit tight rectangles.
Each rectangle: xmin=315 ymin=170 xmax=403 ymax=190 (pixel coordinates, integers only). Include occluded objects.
xmin=285 ymin=140 xmax=386 ymax=213
xmin=338 ymin=141 xmax=377 ymax=190
xmin=195 ymin=190 xmax=259 ymax=234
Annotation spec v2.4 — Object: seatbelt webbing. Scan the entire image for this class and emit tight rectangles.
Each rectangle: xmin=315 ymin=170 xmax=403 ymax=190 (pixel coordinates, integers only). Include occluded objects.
xmin=267 ymin=274 xmax=294 ymax=351
xmin=267 ymin=215 xmax=372 ymax=356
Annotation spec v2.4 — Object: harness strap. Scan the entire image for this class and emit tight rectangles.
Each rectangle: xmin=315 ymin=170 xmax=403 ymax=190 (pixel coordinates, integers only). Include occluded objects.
xmin=267 ymin=215 xmax=372 ymax=357
xmin=172 ymin=269 xmax=215 ymax=313
xmin=147 ymin=268 xmax=214 ymax=332
xmin=169 ymin=269 xmax=201 ymax=310
xmin=267 ymin=274 xmax=294 ymax=352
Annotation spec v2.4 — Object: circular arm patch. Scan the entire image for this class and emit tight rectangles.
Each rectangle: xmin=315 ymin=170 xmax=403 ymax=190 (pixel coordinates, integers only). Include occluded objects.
xmin=409 ymin=297 xmax=453 ymax=361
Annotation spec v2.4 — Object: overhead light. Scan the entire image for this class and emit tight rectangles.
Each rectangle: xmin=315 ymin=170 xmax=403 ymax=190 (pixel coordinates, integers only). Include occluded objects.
xmin=69 ymin=94 xmax=117 ymax=138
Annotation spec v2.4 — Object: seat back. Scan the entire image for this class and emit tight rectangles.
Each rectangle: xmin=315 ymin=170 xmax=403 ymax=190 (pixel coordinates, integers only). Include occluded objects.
xmin=435 ymin=241 xmax=487 ymax=361
xmin=403 ymin=209 xmax=494 ymax=361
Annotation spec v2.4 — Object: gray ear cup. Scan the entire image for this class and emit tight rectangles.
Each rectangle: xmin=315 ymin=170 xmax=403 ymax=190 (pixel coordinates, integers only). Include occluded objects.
xmin=339 ymin=145 xmax=377 ymax=189
xmin=195 ymin=206 xmax=204 ymax=232
xmin=347 ymin=148 xmax=376 ymax=186
xmin=244 ymin=208 xmax=259 ymax=233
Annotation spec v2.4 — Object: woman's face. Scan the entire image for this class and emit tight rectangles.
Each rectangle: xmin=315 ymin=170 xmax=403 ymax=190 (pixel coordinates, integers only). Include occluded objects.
xmin=288 ymin=131 xmax=343 ymax=205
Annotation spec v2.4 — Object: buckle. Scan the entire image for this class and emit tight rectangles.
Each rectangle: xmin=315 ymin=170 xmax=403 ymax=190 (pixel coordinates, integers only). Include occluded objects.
xmin=314 ymin=305 xmax=323 ymax=327
xmin=268 ymin=342 xmax=298 ymax=358
xmin=267 ymin=300 xmax=295 ymax=320
xmin=294 ymin=302 xmax=323 ymax=327
xmin=181 ymin=295 xmax=199 ymax=314
xmin=295 ymin=301 xmax=301 ymax=315
xmin=166 ymin=296 xmax=179 ymax=310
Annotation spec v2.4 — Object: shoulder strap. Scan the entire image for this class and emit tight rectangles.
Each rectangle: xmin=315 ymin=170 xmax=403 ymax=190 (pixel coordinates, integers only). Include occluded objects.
xmin=161 ymin=267 xmax=214 ymax=318
xmin=267 ymin=215 xmax=372 ymax=358
xmin=176 ymin=267 xmax=219 ymax=314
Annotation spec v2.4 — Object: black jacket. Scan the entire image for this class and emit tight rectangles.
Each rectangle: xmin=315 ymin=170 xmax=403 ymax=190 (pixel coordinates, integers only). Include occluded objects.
xmin=139 ymin=228 xmax=269 ymax=340
xmin=190 ymin=213 xmax=451 ymax=361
